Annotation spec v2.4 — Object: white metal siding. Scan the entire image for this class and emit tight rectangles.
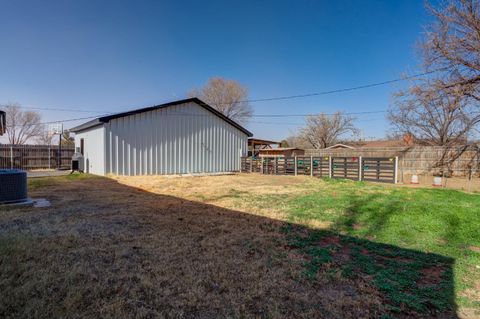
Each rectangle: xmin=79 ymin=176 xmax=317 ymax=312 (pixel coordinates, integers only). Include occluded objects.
xmin=74 ymin=126 xmax=105 ymax=175
xmin=104 ymin=102 xmax=248 ymax=176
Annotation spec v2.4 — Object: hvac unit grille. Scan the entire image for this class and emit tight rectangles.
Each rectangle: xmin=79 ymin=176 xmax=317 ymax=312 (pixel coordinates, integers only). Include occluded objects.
xmin=0 ymin=170 xmax=28 ymax=203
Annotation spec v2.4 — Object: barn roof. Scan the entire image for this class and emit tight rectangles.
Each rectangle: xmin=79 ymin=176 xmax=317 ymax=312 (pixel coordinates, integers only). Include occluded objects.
xmin=69 ymin=98 xmax=253 ymax=136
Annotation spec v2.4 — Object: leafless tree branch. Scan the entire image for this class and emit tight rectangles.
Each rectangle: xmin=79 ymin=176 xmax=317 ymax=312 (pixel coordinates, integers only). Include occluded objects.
xmin=188 ymin=77 xmax=253 ymax=125
xmin=298 ymin=112 xmax=358 ymax=149
xmin=4 ymin=103 xmax=43 ymax=145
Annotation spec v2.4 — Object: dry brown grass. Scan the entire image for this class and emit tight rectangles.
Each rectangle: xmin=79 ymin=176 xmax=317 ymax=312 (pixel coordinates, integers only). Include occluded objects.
xmin=0 ymin=174 xmax=388 ymax=318
xmin=112 ymin=173 xmax=320 ymax=222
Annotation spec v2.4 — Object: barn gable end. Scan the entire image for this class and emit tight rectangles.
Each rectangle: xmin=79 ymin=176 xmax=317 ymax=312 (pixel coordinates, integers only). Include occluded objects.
xmin=72 ymin=99 xmax=250 ymax=176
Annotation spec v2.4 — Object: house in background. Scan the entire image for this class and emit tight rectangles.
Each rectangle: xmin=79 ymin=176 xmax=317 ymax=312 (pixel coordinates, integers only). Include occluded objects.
xmin=247 ymin=138 xmax=281 ymax=157
xmin=325 ymin=135 xmax=417 ymax=150
xmin=70 ymin=98 xmax=252 ymax=176
xmin=258 ymin=147 xmax=305 ymax=158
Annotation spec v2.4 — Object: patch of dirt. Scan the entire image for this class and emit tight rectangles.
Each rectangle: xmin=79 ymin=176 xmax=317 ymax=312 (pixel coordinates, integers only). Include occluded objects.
xmin=332 ymin=245 xmax=352 ymax=263
xmin=418 ymin=266 xmax=445 ymax=287
xmin=319 ymin=236 xmax=342 ymax=247
xmin=437 ymin=239 xmax=448 ymax=245
xmin=468 ymin=246 xmax=480 ymax=253
xmin=352 ymin=223 xmax=363 ymax=230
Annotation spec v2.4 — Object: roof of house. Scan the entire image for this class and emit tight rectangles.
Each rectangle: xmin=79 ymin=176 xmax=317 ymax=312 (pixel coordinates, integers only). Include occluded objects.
xmin=259 ymin=147 xmax=304 ymax=152
xmin=248 ymin=138 xmax=280 ymax=145
xmin=358 ymin=140 xmax=408 ymax=148
xmin=324 ymin=143 xmax=356 ymax=150
xmin=69 ymin=98 xmax=253 ymax=136
xmin=325 ymin=140 xmax=414 ymax=149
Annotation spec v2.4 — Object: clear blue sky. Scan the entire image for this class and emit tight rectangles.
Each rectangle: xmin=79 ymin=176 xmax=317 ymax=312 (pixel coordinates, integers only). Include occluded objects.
xmin=0 ymin=0 xmax=433 ymax=141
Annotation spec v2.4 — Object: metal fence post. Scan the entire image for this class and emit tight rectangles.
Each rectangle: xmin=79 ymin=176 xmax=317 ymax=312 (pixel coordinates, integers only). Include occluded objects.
xmin=294 ymin=156 xmax=298 ymax=176
xmin=274 ymin=157 xmax=277 ymax=175
xmin=310 ymin=156 xmax=313 ymax=177
xmin=261 ymin=157 xmax=264 ymax=174
xmin=48 ymin=145 xmax=51 ymax=169
xmin=358 ymin=156 xmax=362 ymax=181
xmin=10 ymin=146 xmax=13 ymax=169
xmin=329 ymin=156 xmax=332 ymax=178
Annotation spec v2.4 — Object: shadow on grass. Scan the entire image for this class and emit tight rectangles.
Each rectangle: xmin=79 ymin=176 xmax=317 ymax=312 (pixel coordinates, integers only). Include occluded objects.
xmin=0 ymin=175 xmax=457 ymax=318
xmin=282 ymin=224 xmax=456 ymax=317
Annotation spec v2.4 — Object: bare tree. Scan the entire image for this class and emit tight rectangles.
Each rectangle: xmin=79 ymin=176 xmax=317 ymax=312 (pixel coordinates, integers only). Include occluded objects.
xmin=389 ymin=85 xmax=479 ymax=146
xmin=422 ymin=0 xmax=480 ymax=102
xmin=284 ymin=134 xmax=311 ymax=149
xmin=390 ymin=0 xmax=480 ymax=142
xmin=299 ymin=112 xmax=358 ymax=149
xmin=188 ymin=77 xmax=253 ymax=125
xmin=4 ymin=103 xmax=43 ymax=145
xmin=61 ymin=131 xmax=75 ymax=147
xmin=387 ymin=0 xmax=480 ymax=176
xmin=35 ymin=126 xmax=54 ymax=145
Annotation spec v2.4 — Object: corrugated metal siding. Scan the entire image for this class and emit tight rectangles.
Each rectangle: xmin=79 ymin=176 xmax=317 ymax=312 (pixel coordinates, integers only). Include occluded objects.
xmin=104 ymin=102 xmax=248 ymax=176
xmin=74 ymin=126 xmax=105 ymax=175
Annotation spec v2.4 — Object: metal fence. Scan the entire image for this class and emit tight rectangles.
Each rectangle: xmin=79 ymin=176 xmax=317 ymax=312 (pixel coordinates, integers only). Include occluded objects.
xmin=241 ymin=156 xmax=398 ymax=184
xmin=0 ymin=144 xmax=74 ymax=170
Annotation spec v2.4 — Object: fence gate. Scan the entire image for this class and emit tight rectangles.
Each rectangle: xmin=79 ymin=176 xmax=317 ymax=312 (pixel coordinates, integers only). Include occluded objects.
xmin=361 ymin=157 xmax=396 ymax=183
xmin=331 ymin=157 xmax=360 ymax=180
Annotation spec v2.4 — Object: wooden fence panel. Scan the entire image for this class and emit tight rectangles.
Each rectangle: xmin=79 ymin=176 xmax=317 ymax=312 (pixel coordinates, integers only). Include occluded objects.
xmin=331 ymin=157 xmax=360 ymax=180
xmin=241 ymin=157 xmax=251 ymax=172
xmin=276 ymin=158 xmax=286 ymax=174
xmin=285 ymin=157 xmax=295 ymax=175
xmin=296 ymin=157 xmax=310 ymax=175
xmin=0 ymin=145 xmax=74 ymax=170
xmin=312 ymin=157 xmax=330 ymax=177
xmin=263 ymin=158 xmax=275 ymax=174
xmin=240 ymin=156 xmax=397 ymax=184
xmin=251 ymin=159 xmax=262 ymax=173
xmin=361 ymin=157 xmax=396 ymax=183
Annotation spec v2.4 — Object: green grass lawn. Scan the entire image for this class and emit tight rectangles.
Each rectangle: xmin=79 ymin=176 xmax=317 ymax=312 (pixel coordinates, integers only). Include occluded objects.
xmin=232 ymin=178 xmax=480 ymax=315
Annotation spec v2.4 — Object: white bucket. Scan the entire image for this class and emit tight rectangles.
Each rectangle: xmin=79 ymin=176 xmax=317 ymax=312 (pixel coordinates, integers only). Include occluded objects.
xmin=411 ymin=175 xmax=419 ymax=184
xmin=433 ymin=176 xmax=442 ymax=187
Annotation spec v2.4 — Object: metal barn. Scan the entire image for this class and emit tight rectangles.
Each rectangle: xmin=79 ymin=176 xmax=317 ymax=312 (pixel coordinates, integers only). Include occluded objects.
xmin=70 ymin=98 xmax=252 ymax=176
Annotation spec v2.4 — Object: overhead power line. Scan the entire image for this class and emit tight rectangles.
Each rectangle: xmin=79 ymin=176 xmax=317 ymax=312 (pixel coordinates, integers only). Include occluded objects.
xmin=0 ymin=103 xmax=387 ymax=118
xmin=0 ymin=104 xmax=113 ymax=114
xmin=0 ymin=66 xmax=448 ymax=116
xmin=237 ymin=67 xmax=449 ymax=103
xmin=6 ymin=115 xmax=102 ymax=128
xmin=249 ymin=110 xmax=386 ymax=117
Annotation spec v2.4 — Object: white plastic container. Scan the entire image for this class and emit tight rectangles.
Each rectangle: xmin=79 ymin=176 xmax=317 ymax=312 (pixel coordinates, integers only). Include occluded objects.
xmin=410 ymin=175 xmax=419 ymax=184
xmin=433 ymin=176 xmax=442 ymax=187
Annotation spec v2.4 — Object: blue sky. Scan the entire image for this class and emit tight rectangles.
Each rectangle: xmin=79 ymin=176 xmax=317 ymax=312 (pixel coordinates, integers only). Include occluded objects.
xmin=0 ymin=0 xmax=433 ymax=141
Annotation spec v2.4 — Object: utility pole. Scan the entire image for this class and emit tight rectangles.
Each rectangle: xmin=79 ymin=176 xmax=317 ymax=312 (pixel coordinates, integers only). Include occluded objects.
xmin=49 ymin=123 xmax=63 ymax=170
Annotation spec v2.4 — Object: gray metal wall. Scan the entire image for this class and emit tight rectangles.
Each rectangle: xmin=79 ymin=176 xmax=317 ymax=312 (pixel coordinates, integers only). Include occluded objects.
xmin=104 ymin=101 xmax=248 ymax=175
